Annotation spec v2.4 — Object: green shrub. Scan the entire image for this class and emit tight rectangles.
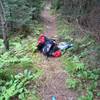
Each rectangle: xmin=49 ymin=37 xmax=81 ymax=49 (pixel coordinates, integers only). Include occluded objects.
xmin=0 ymin=51 xmax=32 ymax=68
xmin=64 ymin=55 xmax=85 ymax=74
xmin=66 ymin=78 xmax=79 ymax=89
xmin=78 ymin=90 xmax=93 ymax=100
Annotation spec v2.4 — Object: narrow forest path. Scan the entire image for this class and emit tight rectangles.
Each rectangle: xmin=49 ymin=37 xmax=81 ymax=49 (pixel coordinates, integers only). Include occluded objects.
xmin=37 ymin=1 xmax=78 ymax=100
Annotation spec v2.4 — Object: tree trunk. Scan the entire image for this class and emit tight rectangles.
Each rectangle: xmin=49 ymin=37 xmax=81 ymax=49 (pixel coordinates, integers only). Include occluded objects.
xmin=0 ymin=0 xmax=9 ymax=50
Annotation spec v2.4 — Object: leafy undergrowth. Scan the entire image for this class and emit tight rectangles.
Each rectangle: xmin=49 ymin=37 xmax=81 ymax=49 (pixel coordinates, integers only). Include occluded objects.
xmin=0 ymin=70 xmax=42 ymax=100
xmin=57 ymin=16 xmax=100 ymax=100
xmin=0 ymin=32 xmax=43 ymax=99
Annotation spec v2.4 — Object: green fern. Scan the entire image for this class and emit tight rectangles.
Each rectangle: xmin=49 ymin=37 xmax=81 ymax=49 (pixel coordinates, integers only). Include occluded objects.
xmin=66 ymin=78 xmax=79 ymax=89
xmin=0 ymin=69 xmax=42 ymax=100
xmin=64 ymin=55 xmax=85 ymax=74
xmin=0 ymin=51 xmax=32 ymax=68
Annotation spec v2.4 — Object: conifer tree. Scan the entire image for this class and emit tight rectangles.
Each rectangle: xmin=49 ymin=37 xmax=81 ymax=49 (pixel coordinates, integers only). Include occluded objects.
xmin=2 ymin=0 xmax=43 ymax=32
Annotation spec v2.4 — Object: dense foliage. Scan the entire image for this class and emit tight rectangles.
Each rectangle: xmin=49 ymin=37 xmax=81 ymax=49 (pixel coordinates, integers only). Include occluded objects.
xmin=0 ymin=69 xmax=42 ymax=100
xmin=52 ymin=0 xmax=100 ymax=17
xmin=0 ymin=0 xmax=44 ymax=34
xmin=0 ymin=29 xmax=43 ymax=99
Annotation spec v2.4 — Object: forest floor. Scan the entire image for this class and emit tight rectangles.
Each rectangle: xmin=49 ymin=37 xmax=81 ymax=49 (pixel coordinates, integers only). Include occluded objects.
xmin=36 ymin=2 xmax=78 ymax=100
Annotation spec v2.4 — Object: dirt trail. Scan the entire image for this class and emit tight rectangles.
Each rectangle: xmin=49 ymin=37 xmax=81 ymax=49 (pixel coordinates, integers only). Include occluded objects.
xmin=41 ymin=1 xmax=57 ymax=38
xmin=37 ymin=1 xmax=78 ymax=100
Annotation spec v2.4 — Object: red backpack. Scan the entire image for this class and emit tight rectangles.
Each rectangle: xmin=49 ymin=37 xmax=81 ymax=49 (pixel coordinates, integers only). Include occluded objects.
xmin=52 ymin=50 xmax=61 ymax=57
xmin=37 ymin=34 xmax=62 ymax=57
